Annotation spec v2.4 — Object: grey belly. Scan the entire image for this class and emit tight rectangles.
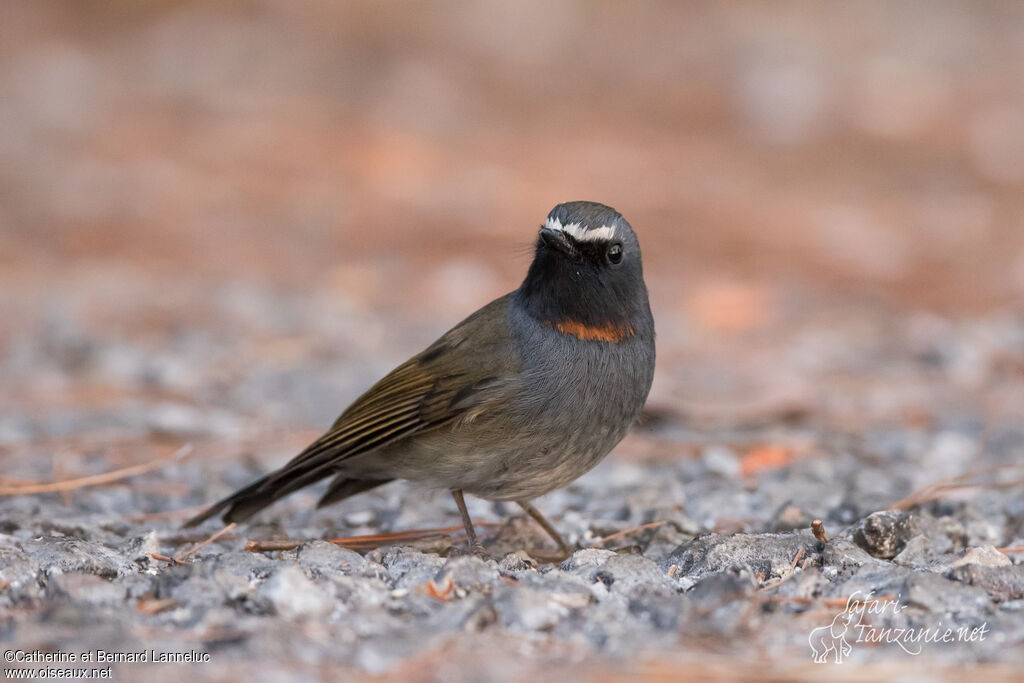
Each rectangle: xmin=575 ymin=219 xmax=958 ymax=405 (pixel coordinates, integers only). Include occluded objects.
xmin=347 ymin=359 xmax=650 ymax=499
xmin=337 ymin=319 xmax=655 ymax=501
xmin=366 ymin=409 xmax=634 ymax=501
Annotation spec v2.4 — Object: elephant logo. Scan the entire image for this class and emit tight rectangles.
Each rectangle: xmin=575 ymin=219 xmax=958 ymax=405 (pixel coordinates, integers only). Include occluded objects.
xmin=808 ymin=609 xmax=858 ymax=663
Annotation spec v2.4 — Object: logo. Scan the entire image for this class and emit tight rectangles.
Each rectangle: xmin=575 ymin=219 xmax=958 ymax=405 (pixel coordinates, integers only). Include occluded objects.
xmin=808 ymin=590 xmax=990 ymax=663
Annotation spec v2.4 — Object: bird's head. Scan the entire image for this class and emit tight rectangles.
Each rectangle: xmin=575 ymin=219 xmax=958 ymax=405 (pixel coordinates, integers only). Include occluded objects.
xmin=517 ymin=201 xmax=650 ymax=342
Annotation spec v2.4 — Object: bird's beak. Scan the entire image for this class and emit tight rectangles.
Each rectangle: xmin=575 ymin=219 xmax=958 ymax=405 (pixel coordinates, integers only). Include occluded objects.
xmin=538 ymin=227 xmax=577 ymax=257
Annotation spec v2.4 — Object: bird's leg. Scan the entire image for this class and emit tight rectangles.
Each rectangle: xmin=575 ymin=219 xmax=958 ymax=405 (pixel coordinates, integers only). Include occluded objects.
xmin=518 ymin=500 xmax=573 ymax=556
xmin=451 ymin=489 xmax=489 ymax=559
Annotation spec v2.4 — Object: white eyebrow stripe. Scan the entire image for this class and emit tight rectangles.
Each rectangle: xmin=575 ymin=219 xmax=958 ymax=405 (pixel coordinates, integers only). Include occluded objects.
xmin=545 ymin=217 xmax=616 ymax=242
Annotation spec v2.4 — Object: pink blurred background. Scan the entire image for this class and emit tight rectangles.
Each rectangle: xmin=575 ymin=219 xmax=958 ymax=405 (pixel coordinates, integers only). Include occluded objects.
xmin=3 ymin=1 xmax=1023 ymax=433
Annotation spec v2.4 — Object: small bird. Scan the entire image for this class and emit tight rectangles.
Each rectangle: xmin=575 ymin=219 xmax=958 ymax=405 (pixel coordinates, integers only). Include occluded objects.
xmin=186 ymin=201 xmax=656 ymax=557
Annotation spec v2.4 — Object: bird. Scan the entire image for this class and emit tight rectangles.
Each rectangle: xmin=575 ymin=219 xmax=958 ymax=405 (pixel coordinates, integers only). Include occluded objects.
xmin=186 ymin=201 xmax=656 ymax=558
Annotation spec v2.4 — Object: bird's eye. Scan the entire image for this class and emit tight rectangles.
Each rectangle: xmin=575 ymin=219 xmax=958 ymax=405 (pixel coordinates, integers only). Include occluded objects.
xmin=607 ymin=243 xmax=623 ymax=264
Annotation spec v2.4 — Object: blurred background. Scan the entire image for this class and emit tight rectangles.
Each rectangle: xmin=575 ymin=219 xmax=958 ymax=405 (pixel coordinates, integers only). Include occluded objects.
xmin=3 ymin=0 xmax=1024 ymax=472
xmin=3 ymin=2 xmax=1024 ymax=678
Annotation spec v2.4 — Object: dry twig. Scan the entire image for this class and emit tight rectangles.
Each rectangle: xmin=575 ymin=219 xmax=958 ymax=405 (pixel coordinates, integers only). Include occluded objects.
xmin=0 ymin=443 xmax=194 ymax=496
xmin=175 ymin=522 xmax=238 ymax=562
xmin=244 ymin=539 xmax=305 ymax=553
xmin=245 ymin=523 xmax=500 ymax=553
xmin=888 ymin=464 xmax=1024 ymax=510
xmin=760 ymin=546 xmax=809 ymax=591
xmin=591 ymin=521 xmax=667 ymax=545
xmin=147 ymin=553 xmax=180 ymax=565
xmin=136 ymin=598 xmax=181 ymax=615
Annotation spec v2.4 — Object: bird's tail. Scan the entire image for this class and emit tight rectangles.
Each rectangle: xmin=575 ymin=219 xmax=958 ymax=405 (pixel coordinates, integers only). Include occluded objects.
xmin=183 ymin=465 xmax=334 ymax=528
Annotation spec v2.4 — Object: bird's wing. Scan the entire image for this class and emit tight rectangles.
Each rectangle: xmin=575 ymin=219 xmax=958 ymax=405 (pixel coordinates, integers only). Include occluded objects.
xmin=261 ymin=293 xmax=519 ymax=485
xmin=184 ymin=294 xmax=519 ymax=527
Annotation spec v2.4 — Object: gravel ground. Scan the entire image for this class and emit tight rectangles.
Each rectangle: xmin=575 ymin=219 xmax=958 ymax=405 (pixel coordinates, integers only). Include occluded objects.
xmin=2 ymin=276 xmax=1023 ymax=682
xmin=3 ymin=3 xmax=1024 ymax=680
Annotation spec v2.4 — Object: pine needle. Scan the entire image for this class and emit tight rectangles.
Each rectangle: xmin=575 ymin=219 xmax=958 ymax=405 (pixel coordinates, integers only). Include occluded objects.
xmin=888 ymin=464 xmax=1024 ymax=510
xmin=0 ymin=443 xmax=194 ymax=496
xmin=245 ymin=522 xmax=500 ymax=553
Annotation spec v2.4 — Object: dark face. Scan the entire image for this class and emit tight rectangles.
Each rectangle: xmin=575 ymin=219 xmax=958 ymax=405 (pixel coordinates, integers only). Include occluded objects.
xmin=516 ymin=201 xmax=650 ymax=336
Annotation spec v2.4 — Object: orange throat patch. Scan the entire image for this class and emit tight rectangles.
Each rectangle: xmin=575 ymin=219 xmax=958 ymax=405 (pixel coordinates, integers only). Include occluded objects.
xmin=548 ymin=319 xmax=635 ymax=342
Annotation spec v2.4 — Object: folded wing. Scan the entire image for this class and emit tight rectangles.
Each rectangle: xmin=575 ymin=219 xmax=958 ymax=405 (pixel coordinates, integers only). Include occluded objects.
xmin=184 ymin=295 xmax=517 ymax=526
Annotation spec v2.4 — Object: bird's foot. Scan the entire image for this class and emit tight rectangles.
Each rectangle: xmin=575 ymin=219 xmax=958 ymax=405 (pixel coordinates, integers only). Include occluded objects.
xmin=469 ymin=541 xmax=492 ymax=561
xmin=527 ymin=546 xmax=576 ymax=564
xmin=448 ymin=541 xmax=492 ymax=561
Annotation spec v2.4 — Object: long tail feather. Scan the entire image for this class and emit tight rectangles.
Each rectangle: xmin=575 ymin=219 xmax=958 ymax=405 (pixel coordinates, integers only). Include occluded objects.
xmin=316 ymin=476 xmax=391 ymax=509
xmin=183 ymin=465 xmax=334 ymax=527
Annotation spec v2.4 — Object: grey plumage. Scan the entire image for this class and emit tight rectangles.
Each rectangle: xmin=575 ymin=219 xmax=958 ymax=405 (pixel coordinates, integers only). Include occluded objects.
xmin=186 ymin=201 xmax=655 ymax=554
xmin=339 ymin=294 xmax=654 ymax=501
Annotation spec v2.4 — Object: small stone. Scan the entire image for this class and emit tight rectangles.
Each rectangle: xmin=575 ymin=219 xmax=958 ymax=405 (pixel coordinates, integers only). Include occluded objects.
xmin=663 ymin=532 xmax=817 ymax=583
xmin=499 ymin=550 xmax=538 ymax=573
xmin=344 ymin=510 xmax=375 ymax=526
xmin=902 ymin=571 xmax=992 ymax=613
xmin=496 ymin=585 xmax=570 ymax=631
xmin=261 ymin=565 xmax=333 ymax=620
xmin=213 ymin=570 xmax=253 ymax=602
xmin=951 ymin=545 xmax=1012 ymax=569
xmin=23 ymin=537 xmax=134 ymax=579
xmin=379 ymin=546 xmax=447 ymax=588
xmin=820 ymin=536 xmax=889 ymax=584
xmin=892 ymin=534 xmax=953 ymax=569
xmin=120 ymin=531 xmax=160 ymax=564
xmin=946 ymin=564 xmax=1024 ymax=602
xmin=560 ymin=548 xmax=615 ymax=574
xmin=289 ymin=540 xmax=368 ymax=577
xmin=592 ymin=554 xmax=672 ymax=595
xmin=0 ymin=547 xmax=42 ymax=603
xmin=687 ymin=567 xmax=758 ymax=606
xmin=439 ymin=555 xmax=500 ymax=592
xmin=51 ymin=572 xmax=125 ymax=605
xmin=701 ymin=446 xmax=741 ymax=478
xmin=850 ymin=510 xmax=912 ymax=560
